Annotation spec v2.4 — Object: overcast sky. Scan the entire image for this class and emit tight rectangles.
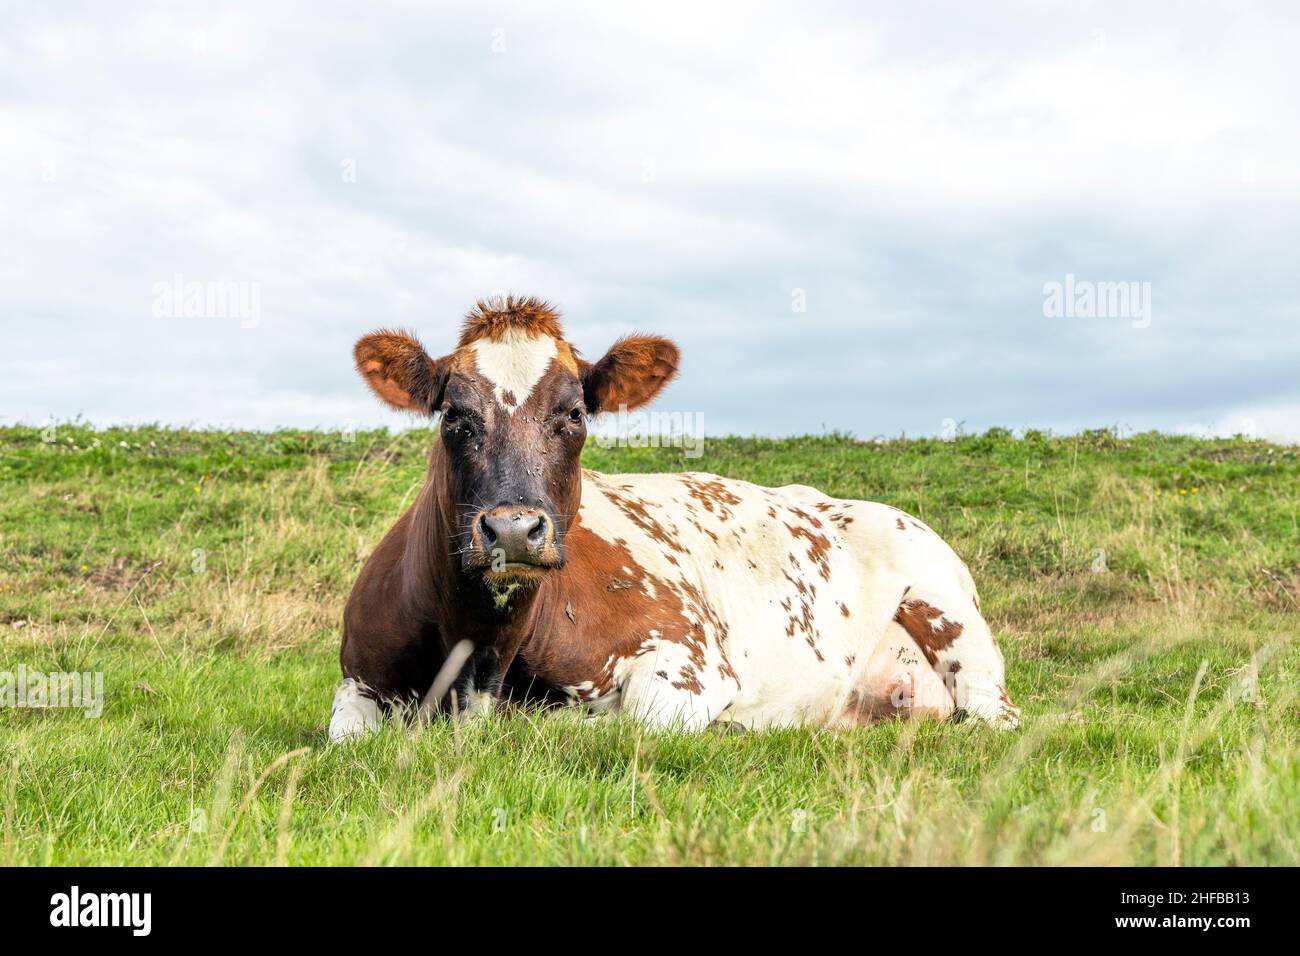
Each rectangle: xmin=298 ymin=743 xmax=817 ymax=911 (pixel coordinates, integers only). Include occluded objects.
xmin=3 ymin=1 xmax=1298 ymax=440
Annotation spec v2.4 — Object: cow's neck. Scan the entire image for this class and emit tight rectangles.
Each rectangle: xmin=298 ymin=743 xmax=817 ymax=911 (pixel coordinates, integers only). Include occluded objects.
xmin=403 ymin=440 xmax=548 ymax=691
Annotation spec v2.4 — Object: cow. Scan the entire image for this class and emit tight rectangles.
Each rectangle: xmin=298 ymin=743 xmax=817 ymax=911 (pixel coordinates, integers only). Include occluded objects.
xmin=329 ymin=296 xmax=1020 ymax=741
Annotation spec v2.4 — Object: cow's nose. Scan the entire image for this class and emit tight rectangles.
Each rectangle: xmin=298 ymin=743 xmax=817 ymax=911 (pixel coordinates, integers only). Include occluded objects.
xmin=476 ymin=506 xmax=552 ymax=565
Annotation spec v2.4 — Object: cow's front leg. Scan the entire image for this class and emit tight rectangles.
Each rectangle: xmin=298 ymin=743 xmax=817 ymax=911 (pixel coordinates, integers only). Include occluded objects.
xmin=447 ymin=643 xmax=505 ymax=718
xmin=329 ymin=678 xmax=383 ymax=742
xmin=619 ymin=644 xmax=735 ymax=731
xmin=333 ymin=616 xmax=444 ymax=743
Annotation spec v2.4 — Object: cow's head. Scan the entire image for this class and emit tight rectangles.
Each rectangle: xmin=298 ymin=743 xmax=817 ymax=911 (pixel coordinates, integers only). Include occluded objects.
xmin=353 ymin=296 xmax=678 ymax=591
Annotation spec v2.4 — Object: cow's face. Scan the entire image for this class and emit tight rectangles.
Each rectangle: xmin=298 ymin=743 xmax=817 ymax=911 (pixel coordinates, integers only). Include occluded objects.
xmin=353 ymin=297 xmax=678 ymax=591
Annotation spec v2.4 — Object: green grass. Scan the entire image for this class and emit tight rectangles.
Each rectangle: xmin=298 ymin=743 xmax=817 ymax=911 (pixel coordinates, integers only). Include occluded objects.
xmin=1 ymin=423 xmax=1297 ymax=865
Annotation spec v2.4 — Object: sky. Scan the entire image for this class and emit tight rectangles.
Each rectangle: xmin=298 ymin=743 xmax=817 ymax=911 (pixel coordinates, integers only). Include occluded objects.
xmin=2 ymin=0 xmax=1298 ymax=440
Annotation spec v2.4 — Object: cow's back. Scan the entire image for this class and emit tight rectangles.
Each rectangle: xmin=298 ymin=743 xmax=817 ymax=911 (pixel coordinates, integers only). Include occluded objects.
xmin=571 ymin=470 xmax=976 ymax=727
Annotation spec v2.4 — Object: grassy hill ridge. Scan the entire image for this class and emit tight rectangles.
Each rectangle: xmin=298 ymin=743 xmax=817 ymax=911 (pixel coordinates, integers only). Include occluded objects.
xmin=1 ymin=425 xmax=1297 ymax=864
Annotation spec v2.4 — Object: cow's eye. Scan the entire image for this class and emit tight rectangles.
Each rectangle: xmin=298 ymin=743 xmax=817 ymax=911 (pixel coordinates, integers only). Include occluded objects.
xmin=568 ymin=407 xmax=585 ymax=424
xmin=442 ymin=406 xmax=472 ymax=431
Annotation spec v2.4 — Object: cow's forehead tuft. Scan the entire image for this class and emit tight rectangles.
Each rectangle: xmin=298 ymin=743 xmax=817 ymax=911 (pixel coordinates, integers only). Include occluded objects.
xmin=452 ymin=295 xmax=583 ymax=412
xmin=457 ymin=295 xmax=565 ymax=347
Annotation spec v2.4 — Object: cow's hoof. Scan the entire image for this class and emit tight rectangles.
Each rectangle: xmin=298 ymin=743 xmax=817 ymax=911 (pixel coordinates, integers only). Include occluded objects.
xmin=329 ymin=678 xmax=382 ymax=743
xmin=991 ymin=702 xmax=1022 ymax=730
xmin=990 ymin=687 xmax=1022 ymax=730
xmin=953 ymin=698 xmax=1021 ymax=731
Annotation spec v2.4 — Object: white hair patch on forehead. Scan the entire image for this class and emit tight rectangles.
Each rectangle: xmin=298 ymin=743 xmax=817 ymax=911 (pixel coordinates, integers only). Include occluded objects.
xmin=470 ymin=330 xmax=559 ymax=412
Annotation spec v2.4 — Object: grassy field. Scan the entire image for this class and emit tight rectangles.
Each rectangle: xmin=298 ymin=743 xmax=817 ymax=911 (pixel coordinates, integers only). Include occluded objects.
xmin=0 ymin=423 xmax=1297 ymax=865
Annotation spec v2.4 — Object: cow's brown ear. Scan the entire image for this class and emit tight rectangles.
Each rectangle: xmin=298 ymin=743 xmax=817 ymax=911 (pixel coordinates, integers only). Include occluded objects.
xmin=579 ymin=335 xmax=680 ymax=413
xmin=354 ymin=330 xmax=450 ymax=414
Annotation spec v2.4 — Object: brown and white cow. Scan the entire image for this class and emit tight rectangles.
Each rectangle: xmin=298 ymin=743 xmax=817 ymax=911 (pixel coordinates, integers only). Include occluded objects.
xmin=329 ymin=297 xmax=1020 ymax=741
